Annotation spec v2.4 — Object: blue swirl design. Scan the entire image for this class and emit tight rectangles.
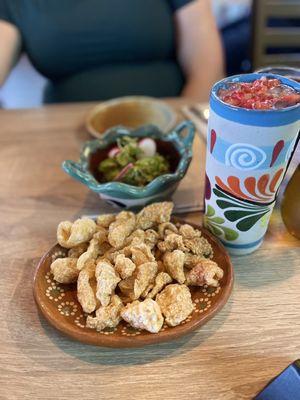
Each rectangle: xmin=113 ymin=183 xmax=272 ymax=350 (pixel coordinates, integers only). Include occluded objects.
xmin=225 ymin=143 xmax=267 ymax=170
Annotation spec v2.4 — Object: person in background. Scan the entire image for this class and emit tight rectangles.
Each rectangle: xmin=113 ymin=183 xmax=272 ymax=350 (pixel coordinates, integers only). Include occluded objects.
xmin=0 ymin=0 xmax=224 ymax=104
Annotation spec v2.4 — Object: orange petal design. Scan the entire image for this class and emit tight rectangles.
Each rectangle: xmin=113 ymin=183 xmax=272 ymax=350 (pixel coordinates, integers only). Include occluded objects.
xmin=227 ymin=176 xmax=252 ymax=200
xmin=215 ymin=176 xmax=232 ymax=193
xmin=244 ymin=177 xmax=268 ymax=201
xmin=269 ymin=168 xmax=284 ymax=193
xmin=257 ymin=174 xmax=270 ymax=196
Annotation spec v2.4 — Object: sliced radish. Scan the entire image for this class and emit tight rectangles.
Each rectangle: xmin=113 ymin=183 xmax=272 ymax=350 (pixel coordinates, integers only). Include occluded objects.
xmin=113 ymin=163 xmax=134 ymax=181
xmin=138 ymin=138 xmax=156 ymax=157
xmin=108 ymin=146 xmax=121 ymax=158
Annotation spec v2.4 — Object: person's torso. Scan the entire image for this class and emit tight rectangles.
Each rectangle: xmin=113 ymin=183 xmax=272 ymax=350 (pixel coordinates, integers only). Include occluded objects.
xmin=9 ymin=0 xmax=176 ymax=79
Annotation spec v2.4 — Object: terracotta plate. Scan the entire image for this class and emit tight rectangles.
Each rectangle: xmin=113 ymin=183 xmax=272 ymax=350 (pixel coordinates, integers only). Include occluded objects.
xmin=33 ymin=220 xmax=234 ymax=348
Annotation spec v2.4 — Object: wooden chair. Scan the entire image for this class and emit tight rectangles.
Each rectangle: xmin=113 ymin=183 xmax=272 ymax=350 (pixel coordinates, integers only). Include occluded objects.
xmin=252 ymin=0 xmax=300 ymax=69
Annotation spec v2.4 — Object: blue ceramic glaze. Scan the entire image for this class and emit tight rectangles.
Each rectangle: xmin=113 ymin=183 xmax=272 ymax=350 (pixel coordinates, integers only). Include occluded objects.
xmin=210 ymin=73 xmax=300 ymax=127
xmin=62 ymin=121 xmax=195 ymax=207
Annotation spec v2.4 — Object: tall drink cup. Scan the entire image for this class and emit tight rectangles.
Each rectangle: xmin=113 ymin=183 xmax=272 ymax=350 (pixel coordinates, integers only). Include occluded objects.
xmin=204 ymin=73 xmax=300 ymax=255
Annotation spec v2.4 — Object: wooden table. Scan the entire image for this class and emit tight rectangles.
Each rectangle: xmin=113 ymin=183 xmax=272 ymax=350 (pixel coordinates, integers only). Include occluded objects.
xmin=0 ymin=100 xmax=299 ymax=400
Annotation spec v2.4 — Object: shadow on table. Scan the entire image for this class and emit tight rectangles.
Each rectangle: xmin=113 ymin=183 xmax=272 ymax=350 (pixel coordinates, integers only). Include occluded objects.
xmin=6 ymin=255 xmax=232 ymax=368
xmin=40 ymin=299 xmax=232 ymax=366
xmin=232 ymin=246 xmax=297 ymax=289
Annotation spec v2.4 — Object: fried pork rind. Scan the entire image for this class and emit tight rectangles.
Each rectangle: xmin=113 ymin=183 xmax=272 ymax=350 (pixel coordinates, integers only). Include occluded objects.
xmin=157 ymin=260 xmax=166 ymax=273
xmin=108 ymin=211 xmax=136 ymax=248
xmin=141 ymin=283 xmax=154 ymax=299
xmin=101 ymin=247 xmax=121 ymax=264
xmin=93 ymin=228 xmax=108 ymax=244
xmin=147 ymin=272 xmax=172 ymax=299
xmin=115 ymin=254 xmax=136 ymax=279
xmin=184 ymin=253 xmax=206 ymax=270
xmin=130 ymin=243 xmax=155 ymax=266
xmin=125 ymin=229 xmax=145 ymax=246
xmin=158 ymin=222 xmax=178 ymax=239
xmin=179 ymin=224 xmax=201 ymax=239
xmin=98 ymin=241 xmax=112 ymax=256
xmin=136 ymin=202 xmax=173 ymax=230
xmin=183 ymin=237 xmax=213 ymax=258
xmin=185 ymin=259 xmax=223 ymax=287
xmin=57 ymin=218 xmax=97 ymax=249
xmin=156 ymin=284 xmax=194 ymax=327
xmin=50 ymin=257 xmax=79 ymax=284
xmin=52 ymin=202 xmax=224 ymax=334
xmin=67 ymin=218 xmax=96 ymax=247
xmin=57 ymin=221 xmax=73 ymax=248
xmin=121 ymin=298 xmax=164 ymax=333
xmin=77 ymin=229 xmax=108 ymax=271
xmin=158 ymin=233 xmax=187 ymax=253
xmin=163 ymin=250 xmax=186 ymax=284
xmin=77 ymin=262 xmax=98 ymax=313
xmin=118 ymin=277 xmax=135 ymax=302
xmin=95 ymin=260 xmax=121 ymax=306
xmin=144 ymin=229 xmax=159 ymax=249
xmin=96 ymin=214 xmax=116 ymax=228
xmin=77 ymin=251 xmax=93 ymax=271
xmin=119 ymin=261 xmax=158 ymax=301
xmin=68 ymin=243 xmax=88 ymax=258
xmin=86 ymin=295 xmax=123 ymax=331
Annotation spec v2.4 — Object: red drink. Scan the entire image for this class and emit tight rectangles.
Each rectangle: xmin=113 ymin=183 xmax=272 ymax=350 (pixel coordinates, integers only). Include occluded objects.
xmin=218 ymin=76 xmax=300 ymax=110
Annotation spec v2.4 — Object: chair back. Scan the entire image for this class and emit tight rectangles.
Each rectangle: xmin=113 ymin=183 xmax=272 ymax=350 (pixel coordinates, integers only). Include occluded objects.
xmin=252 ymin=0 xmax=300 ymax=69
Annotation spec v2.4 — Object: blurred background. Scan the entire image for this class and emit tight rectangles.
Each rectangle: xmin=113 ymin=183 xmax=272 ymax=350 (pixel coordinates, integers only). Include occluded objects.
xmin=0 ymin=0 xmax=299 ymax=108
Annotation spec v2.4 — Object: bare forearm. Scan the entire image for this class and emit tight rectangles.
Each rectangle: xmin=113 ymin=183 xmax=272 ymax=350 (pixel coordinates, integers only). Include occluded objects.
xmin=181 ymin=25 xmax=224 ymax=101
xmin=0 ymin=20 xmax=21 ymax=86
xmin=181 ymin=66 xmax=223 ymax=101
xmin=175 ymin=0 xmax=224 ymax=101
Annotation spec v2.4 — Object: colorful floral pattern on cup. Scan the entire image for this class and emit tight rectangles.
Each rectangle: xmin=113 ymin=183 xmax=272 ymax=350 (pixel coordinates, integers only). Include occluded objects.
xmin=204 ymin=205 xmax=239 ymax=241
xmin=204 ymin=73 xmax=300 ymax=255
xmin=208 ymin=129 xmax=296 ymax=171
xmin=214 ymin=168 xmax=284 ymax=203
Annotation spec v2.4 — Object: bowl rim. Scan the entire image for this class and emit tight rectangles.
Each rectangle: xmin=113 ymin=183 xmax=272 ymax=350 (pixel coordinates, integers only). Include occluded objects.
xmin=86 ymin=96 xmax=178 ymax=138
xmin=63 ymin=121 xmax=195 ymax=198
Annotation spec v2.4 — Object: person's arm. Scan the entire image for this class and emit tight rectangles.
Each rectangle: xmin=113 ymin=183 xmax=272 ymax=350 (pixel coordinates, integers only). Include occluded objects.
xmin=0 ymin=19 xmax=21 ymax=86
xmin=174 ymin=0 xmax=224 ymax=101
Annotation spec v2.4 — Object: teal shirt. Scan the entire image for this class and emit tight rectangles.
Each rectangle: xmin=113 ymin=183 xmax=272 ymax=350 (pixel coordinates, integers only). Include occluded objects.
xmin=0 ymin=0 xmax=193 ymax=103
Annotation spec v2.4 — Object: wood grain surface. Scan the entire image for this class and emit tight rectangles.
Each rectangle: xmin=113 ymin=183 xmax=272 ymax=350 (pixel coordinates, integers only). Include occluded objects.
xmin=0 ymin=99 xmax=299 ymax=400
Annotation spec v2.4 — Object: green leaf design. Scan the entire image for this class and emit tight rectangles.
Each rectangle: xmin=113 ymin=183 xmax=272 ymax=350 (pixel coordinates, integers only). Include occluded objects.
xmin=205 ymin=202 xmax=239 ymax=241
xmin=206 ymin=205 xmax=215 ymax=217
xmin=222 ymin=226 xmax=239 ymax=241
xmin=216 ymin=199 xmax=261 ymax=211
xmin=224 ymin=209 xmax=267 ymax=222
xmin=210 ymin=217 xmax=225 ymax=224
xmin=209 ymin=224 xmax=223 ymax=237
xmin=213 ymin=187 xmax=231 ymax=198
xmin=236 ymin=211 xmax=269 ymax=231
xmin=216 ymin=200 xmax=236 ymax=209
xmin=214 ymin=188 xmax=259 ymax=209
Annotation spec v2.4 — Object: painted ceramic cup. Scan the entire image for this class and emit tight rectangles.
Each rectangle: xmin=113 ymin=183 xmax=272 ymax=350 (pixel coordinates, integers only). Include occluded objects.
xmin=204 ymin=73 xmax=300 ymax=255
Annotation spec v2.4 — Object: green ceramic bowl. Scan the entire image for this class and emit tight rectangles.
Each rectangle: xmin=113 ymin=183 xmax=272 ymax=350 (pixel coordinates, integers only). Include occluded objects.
xmin=62 ymin=120 xmax=195 ymax=208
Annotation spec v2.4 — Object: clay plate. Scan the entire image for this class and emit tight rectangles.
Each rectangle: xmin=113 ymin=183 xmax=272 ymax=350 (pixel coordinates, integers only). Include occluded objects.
xmin=33 ymin=219 xmax=233 ymax=348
